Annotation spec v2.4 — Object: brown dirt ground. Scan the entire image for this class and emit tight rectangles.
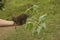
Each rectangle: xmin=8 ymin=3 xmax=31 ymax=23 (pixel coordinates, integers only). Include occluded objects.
xmin=0 ymin=27 xmax=15 ymax=40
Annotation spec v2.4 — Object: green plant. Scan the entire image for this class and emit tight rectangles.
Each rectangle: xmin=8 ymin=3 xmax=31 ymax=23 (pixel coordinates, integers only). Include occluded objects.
xmin=25 ymin=4 xmax=47 ymax=35
xmin=26 ymin=14 xmax=47 ymax=35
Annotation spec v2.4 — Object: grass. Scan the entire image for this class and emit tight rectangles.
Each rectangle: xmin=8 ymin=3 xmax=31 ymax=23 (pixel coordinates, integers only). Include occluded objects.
xmin=0 ymin=0 xmax=60 ymax=40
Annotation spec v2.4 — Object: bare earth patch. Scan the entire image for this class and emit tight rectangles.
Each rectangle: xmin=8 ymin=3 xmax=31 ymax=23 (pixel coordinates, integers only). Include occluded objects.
xmin=0 ymin=27 xmax=15 ymax=40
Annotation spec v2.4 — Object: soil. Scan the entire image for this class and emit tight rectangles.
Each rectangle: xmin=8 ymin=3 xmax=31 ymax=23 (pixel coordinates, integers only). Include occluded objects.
xmin=0 ymin=26 xmax=15 ymax=40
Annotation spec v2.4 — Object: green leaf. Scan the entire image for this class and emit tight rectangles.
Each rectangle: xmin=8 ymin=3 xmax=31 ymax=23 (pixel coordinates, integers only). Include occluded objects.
xmin=37 ymin=26 xmax=42 ymax=35
xmin=25 ymin=22 xmax=33 ymax=31
xmin=32 ymin=26 xmax=38 ymax=35
xmin=39 ymin=14 xmax=47 ymax=23
xmin=33 ymin=5 xmax=39 ymax=10
xmin=41 ymin=23 xmax=46 ymax=29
